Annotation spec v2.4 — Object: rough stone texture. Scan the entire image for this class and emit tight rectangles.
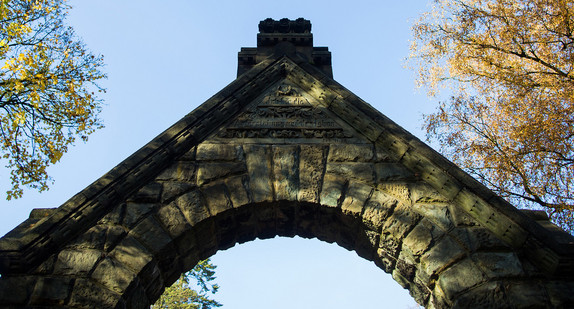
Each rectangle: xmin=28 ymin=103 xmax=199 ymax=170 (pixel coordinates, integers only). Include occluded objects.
xmin=437 ymin=258 xmax=486 ymax=300
xmin=420 ymin=236 xmax=466 ymax=280
xmin=92 ymin=257 xmax=137 ymax=294
xmin=362 ymin=189 xmax=397 ymax=230
xmin=196 ymin=143 xmax=244 ymax=161
xmin=1 ymin=18 xmax=573 ymax=309
xmin=172 ymin=190 xmax=210 ymax=226
xmin=69 ymin=278 xmax=121 ymax=309
xmin=298 ymin=145 xmax=327 ymax=203
xmin=341 ymin=181 xmax=373 ymax=216
xmin=29 ymin=277 xmax=72 ymax=306
xmin=53 ymin=248 xmax=101 ymax=276
xmin=244 ymin=144 xmax=274 ymax=203
xmin=320 ymin=173 xmax=347 ymax=208
xmin=197 ymin=162 xmax=246 ymax=185
xmin=328 ymin=144 xmax=374 ymax=162
xmin=272 ymin=145 xmax=299 ymax=201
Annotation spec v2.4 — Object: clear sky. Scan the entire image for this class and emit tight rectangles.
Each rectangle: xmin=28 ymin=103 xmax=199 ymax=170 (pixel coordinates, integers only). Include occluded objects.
xmin=0 ymin=0 xmax=435 ymax=307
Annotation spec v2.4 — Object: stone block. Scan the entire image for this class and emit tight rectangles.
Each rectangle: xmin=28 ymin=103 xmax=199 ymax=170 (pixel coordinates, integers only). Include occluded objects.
xmin=452 ymin=281 xmax=509 ymax=308
xmin=320 ymin=173 xmax=347 ymax=208
xmin=375 ymin=134 xmax=408 ymax=162
xmin=91 ymin=258 xmax=137 ymax=294
xmin=161 ymin=181 xmax=195 ymax=204
xmin=173 ymin=190 xmax=210 ymax=226
xmin=70 ymin=278 xmax=121 ymax=309
xmin=197 ymin=162 xmax=246 ymax=185
xmin=378 ymin=182 xmax=411 ymax=204
xmin=0 ymin=275 xmax=36 ymax=305
xmin=454 ymin=189 xmax=528 ymax=247
xmin=29 ymin=277 xmax=72 ymax=305
xmin=420 ymin=166 xmax=462 ymax=201
xmin=123 ymin=203 xmax=156 ymax=228
xmin=410 ymin=182 xmax=448 ymax=204
xmin=394 ymin=250 xmax=418 ymax=285
xmin=298 ymin=144 xmax=327 ymax=203
xmin=130 ymin=216 xmax=172 ymax=255
xmin=124 ymin=282 xmax=150 ymax=309
xmin=341 ymin=181 xmax=373 ymax=216
xmin=504 ymin=281 xmax=549 ymax=308
xmin=127 ymin=182 xmax=162 ymax=203
xmin=225 ymin=175 xmax=251 ymax=207
xmin=437 ymin=258 xmax=485 ymax=300
xmin=201 ymin=182 xmax=233 ymax=216
xmin=472 ymin=252 xmax=524 ymax=279
xmin=98 ymin=204 xmax=124 ymax=225
xmin=403 ymin=218 xmax=442 ymax=258
xmin=110 ymin=235 xmax=153 ymax=273
xmin=381 ymin=203 xmax=421 ymax=242
xmin=327 ymin=144 xmax=374 ymax=162
xmin=450 ymin=227 xmax=510 ymax=252
xmin=53 ymin=248 xmax=101 ymax=276
xmin=362 ymin=189 xmax=397 ymax=229
xmin=196 ymin=143 xmax=244 ymax=161
xmin=375 ymin=163 xmax=413 ymax=182
xmin=245 ymin=145 xmax=274 ymax=203
xmin=420 ymin=236 xmax=465 ymax=278
xmin=414 ymin=202 xmax=453 ymax=232
xmin=326 ymin=162 xmax=374 ymax=183
xmin=378 ymin=203 xmax=420 ymax=267
xmin=69 ymin=224 xmax=127 ymax=252
xmin=375 ymin=247 xmax=396 ymax=273
xmin=155 ymin=161 xmax=196 ymax=182
xmin=156 ymin=204 xmax=192 ymax=239
xmin=30 ymin=277 xmax=73 ymax=306
xmin=449 ymin=204 xmax=479 ymax=227
xmin=272 ymin=145 xmax=299 ymax=201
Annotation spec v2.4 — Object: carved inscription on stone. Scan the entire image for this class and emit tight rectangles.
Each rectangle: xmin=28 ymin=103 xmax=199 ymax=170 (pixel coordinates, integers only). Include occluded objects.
xmin=217 ymin=82 xmax=353 ymax=140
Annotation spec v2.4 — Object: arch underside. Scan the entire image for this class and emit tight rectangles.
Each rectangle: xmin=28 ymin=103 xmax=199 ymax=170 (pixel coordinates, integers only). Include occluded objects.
xmin=2 ymin=141 xmax=571 ymax=309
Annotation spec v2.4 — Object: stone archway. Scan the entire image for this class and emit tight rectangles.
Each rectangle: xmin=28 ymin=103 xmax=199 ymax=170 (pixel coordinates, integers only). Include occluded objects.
xmin=1 ymin=18 xmax=573 ymax=308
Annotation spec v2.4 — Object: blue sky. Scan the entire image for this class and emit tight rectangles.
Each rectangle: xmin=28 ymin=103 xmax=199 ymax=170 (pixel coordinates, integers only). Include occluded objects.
xmin=1 ymin=0 xmax=436 ymax=307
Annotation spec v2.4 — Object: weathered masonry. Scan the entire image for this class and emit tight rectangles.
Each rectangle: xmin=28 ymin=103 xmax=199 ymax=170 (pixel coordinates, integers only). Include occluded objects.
xmin=1 ymin=18 xmax=573 ymax=308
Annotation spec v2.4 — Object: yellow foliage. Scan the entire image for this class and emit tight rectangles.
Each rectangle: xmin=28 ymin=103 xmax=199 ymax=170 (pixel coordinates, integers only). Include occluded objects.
xmin=409 ymin=0 xmax=574 ymax=232
xmin=0 ymin=0 xmax=106 ymax=200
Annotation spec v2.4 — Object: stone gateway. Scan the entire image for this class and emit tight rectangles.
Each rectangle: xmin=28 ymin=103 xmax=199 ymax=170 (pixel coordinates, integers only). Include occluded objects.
xmin=1 ymin=18 xmax=573 ymax=308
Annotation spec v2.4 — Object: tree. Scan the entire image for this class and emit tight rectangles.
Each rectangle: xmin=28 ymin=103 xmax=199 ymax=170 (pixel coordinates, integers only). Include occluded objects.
xmin=152 ymin=259 xmax=222 ymax=309
xmin=0 ymin=0 xmax=105 ymax=200
xmin=408 ymin=0 xmax=574 ymax=231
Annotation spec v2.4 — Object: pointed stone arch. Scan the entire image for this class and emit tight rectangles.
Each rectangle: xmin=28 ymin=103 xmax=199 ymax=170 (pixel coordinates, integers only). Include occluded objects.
xmin=1 ymin=18 xmax=573 ymax=308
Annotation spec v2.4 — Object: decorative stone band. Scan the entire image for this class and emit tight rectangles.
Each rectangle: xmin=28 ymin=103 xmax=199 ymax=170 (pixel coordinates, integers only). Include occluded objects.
xmin=217 ymin=128 xmax=353 ymax=139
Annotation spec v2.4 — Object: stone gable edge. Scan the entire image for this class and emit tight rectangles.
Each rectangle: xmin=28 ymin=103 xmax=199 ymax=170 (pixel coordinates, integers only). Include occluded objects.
xmin=0 ymin=55 xmax=286 ymax=274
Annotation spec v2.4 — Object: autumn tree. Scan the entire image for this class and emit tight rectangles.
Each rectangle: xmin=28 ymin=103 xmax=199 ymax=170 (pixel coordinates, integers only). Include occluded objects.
xmin=408 ymin=0 xmax=574 ymax=231
xmin=152 ymin=259 xmax=222 ymax=309
xmin=0 ymin=0 xmax=105 ymax=199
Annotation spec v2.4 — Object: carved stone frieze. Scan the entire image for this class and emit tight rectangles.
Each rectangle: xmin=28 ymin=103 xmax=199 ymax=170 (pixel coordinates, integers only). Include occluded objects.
xmin=214 ymin=80 xmax=357 ymax=142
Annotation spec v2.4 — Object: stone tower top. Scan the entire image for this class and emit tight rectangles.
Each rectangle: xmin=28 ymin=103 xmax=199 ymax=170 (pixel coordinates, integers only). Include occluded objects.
xmin=238 ymin=18 xmax=332 ymax=77
xmin=258 ymin=17 xmax=311 ymax=34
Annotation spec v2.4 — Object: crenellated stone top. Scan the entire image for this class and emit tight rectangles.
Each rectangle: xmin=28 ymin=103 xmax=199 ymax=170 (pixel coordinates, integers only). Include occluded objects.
xmin=238 ymin=18 xmax=332 ymax=78
xmin=258 ymin=18 xmax=311 ymax=34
